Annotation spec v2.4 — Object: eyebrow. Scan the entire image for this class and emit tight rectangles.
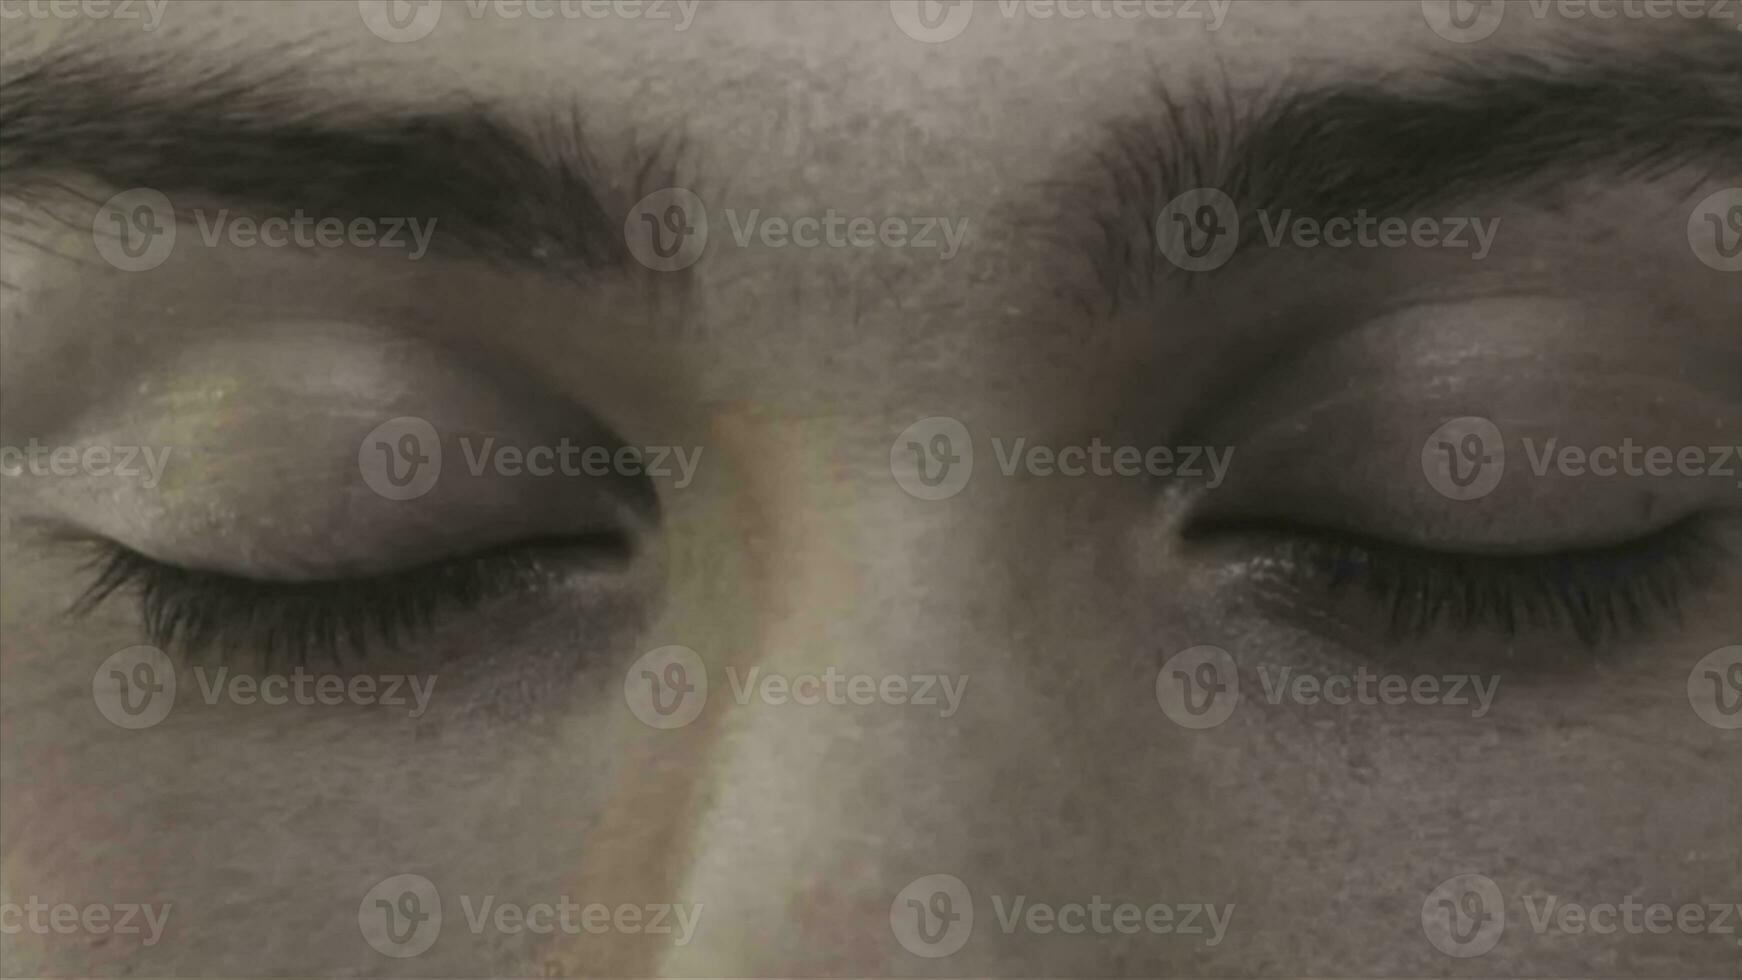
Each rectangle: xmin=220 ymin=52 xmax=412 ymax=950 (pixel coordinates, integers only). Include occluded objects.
xmin=0 ymin=46 xmax=687 ymax=278
xmin=1072 ymin=34 xmax=1742 ymax=310
xmin=3 ymin=34 xmax=1739 ymax=304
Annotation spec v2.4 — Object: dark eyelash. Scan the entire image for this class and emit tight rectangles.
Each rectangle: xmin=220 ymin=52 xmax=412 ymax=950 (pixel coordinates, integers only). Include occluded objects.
xmin=1193 ymin=516 xmax=1730 ymax=648
xmin=65 ymin=537 xmax=621 ymax=669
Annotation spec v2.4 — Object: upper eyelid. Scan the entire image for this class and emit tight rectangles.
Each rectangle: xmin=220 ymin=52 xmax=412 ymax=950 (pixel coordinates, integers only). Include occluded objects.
xmin=63 ymin=533 xmax=629 ymax=667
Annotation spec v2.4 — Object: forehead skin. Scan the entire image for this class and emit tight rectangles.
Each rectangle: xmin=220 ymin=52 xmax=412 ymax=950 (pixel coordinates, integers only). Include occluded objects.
xmin=1 ymin=1 xmax=1739 ymax=977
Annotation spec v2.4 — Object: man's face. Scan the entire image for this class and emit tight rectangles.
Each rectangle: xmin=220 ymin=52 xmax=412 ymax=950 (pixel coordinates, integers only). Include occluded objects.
xmin=0 ymin=0 xmax=1738 ymax=974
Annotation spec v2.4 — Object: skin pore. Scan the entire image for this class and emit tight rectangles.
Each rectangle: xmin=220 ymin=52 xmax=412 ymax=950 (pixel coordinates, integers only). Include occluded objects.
xmin=1 ymin=1 xmax=1739 ymax=975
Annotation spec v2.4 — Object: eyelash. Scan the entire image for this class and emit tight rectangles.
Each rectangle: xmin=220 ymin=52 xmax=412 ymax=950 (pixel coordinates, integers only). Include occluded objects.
xmin=1195 ymin=515 xmax=1730 ymax=648
xmin=65 ymin=516 xmax=1728 ymax=667
xmin=65 ymin=537 xmax=610 ymax=669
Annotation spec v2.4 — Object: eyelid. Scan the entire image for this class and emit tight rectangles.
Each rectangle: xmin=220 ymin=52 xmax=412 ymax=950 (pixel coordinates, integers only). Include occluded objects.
xmin=1189 ymin=514 xmax=1732 ymax=650
xmin=65 ymin=533 xmax=632 ymax=669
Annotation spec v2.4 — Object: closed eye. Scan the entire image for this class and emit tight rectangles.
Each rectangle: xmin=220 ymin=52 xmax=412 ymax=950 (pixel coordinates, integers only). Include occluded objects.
xmin=1184 ymin=514 xmax=1733 ymax=650
xmin=64 ymin=532 xmax=634 ymax=670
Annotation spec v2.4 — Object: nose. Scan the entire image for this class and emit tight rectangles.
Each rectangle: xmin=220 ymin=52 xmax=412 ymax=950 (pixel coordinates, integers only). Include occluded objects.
xmin=531 ymin=401 xmax=1227 ymax=976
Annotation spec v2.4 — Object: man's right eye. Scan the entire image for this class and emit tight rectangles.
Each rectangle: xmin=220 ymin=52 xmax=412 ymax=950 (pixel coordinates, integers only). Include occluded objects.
xmin=63 ymin=531 xmax=637 ymax=670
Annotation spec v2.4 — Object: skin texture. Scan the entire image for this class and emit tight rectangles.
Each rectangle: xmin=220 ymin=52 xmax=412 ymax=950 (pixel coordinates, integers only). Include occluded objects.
xmin=1 ymin=0 xmax=1739 ymax=975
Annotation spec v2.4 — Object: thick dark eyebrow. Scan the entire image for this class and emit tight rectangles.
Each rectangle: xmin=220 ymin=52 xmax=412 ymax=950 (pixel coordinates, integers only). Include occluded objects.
xmin=1068 ymin=34 xmax=1742 ymax=310
xmin=0 ymin=46 xmax=687 ymax=277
